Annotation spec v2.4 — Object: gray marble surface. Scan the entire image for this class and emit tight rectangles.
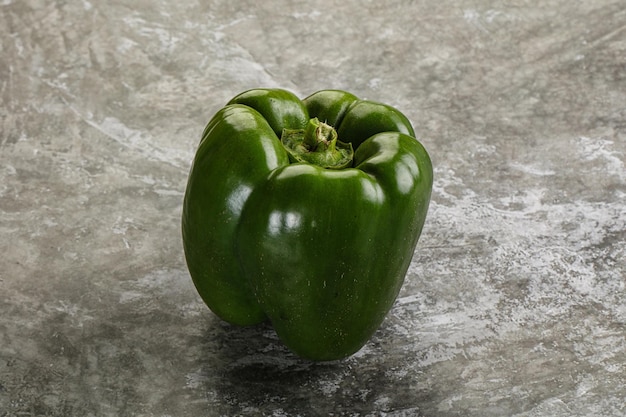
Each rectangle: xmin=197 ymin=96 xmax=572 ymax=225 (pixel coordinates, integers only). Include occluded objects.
xmin=1 ymin=0 xmax=625 ymax=416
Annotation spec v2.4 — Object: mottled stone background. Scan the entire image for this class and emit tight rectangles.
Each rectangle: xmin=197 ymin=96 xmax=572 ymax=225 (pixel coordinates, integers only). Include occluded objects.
xmin=1 ymin=0 xmax=624 ymax=416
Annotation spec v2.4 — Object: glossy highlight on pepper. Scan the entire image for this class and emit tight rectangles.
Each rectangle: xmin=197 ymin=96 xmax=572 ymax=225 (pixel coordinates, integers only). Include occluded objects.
xmin=182 ymin=88 xmax=433 ymax=361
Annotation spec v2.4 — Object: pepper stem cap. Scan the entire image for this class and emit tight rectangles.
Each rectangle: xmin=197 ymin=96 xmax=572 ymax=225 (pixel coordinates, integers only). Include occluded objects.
xmin=281 ymin=118 xmax=353 ymax=169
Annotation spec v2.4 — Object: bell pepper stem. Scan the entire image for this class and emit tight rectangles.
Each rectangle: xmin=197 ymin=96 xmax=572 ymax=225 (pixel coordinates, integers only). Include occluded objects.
xmin=282 ymin=118 xmax=354 ymax=169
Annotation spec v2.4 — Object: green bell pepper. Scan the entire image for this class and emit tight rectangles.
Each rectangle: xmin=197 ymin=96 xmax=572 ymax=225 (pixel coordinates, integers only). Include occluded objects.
xmin=182 ymin=88 xmax=433 ymax=361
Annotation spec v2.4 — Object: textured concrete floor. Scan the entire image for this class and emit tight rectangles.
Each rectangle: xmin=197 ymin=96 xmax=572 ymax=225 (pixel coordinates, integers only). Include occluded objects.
xmin=1 ymin=0 xmax=625 ymax=416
